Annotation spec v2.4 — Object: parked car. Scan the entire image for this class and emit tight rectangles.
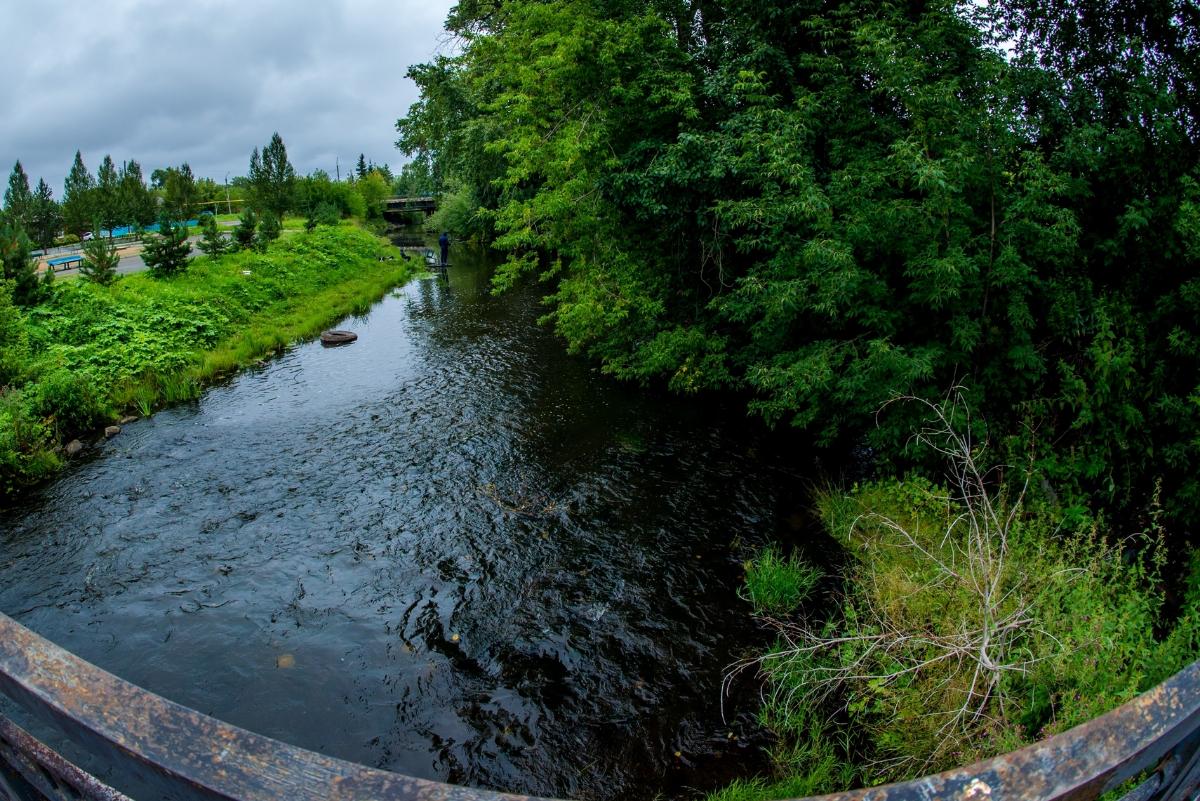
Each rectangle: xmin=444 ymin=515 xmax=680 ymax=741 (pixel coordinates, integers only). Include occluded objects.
xmin=82 ymin=231 xmax=94 ymax=241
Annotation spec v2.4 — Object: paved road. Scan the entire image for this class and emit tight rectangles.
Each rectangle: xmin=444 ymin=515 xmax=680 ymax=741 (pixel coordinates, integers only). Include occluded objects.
xmin=44 ymin=221 xmax=239 ymax=279
xmin=47 ymin=237 xmax=202 ymax=278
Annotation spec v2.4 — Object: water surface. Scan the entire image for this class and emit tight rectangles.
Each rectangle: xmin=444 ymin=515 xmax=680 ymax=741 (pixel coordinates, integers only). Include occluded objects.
xmin=0 ymin=243 xmax=809 ymax=799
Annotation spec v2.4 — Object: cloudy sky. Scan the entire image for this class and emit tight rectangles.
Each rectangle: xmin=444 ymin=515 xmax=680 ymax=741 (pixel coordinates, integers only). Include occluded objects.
xmin=0 ymin=0 xmax=457 ymax=195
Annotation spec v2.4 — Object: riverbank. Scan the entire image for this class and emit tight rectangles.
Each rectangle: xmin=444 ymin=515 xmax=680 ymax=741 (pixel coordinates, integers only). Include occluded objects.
xmin=0 ymin=222 xmax=416 ymax=499
xmin=713 ymin=432 xmax=1200 ymax=800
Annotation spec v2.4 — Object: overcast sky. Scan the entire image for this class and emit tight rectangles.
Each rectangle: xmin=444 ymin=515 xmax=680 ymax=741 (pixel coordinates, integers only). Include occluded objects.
xmin=0 ymin=0 xmax=457 ymax=196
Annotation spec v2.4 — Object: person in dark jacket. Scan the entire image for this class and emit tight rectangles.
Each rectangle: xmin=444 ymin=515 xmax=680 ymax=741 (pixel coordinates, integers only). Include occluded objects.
xmin=438 ymin=232 xmax=450 ymax=266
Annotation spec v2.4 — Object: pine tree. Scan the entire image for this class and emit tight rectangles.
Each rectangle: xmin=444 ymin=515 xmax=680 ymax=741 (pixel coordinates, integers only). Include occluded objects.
xmin=251 ymin=133 xmax=296 ymax=218
xmin=163 ymin=163 xmax=196 ymax=219
xmin=254 ymin=211 xmax=280 ymax=252
xmin=119 ymin=160 xmax=155 ymax=228
xmin=356 ymin=153 xmax=368 ymax=179
xmin=80 ymin=223 xmax=119 ymax=284
xmin=3 ymin=162 xmax=33 ymax=229
xmin=196 ymin=214 xmax=228 ymax=257
xmin=141 ymin=216 xmax=191 ymax=277
xmin=96 ymin=155 xmax=121 ymax=233
xmin=233 ymin=207 xmax=258 ymax=250
xmin=62 ymin=151 xmax=95 ymax=238
xmin=0 ymin=219 xmax=48 ymax=306
xmin=29 ymin=180 xmax=61 ymax=252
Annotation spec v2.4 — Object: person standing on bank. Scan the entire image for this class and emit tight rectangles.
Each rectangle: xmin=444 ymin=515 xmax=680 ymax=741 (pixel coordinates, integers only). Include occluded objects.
xmin=438 ymin=231 xmax=450 ymax=267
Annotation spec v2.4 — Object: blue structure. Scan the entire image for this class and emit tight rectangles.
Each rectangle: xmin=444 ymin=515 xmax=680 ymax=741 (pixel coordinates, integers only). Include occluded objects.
xmin=46 ymin=254 xmax=83 ymax=271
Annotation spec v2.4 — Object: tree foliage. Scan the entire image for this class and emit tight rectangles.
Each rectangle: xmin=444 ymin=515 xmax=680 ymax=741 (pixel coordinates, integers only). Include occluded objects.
xmin=80 ymin=227 xmax=120 ymax=285
xmin=233 ymin=207 xmax=258 ymax=250
xmin=399 ymin=0 xmax=1200 ymax=524
xmin=29 ymin=180 xmax=60 ymax=252
xmin=141 ymin=217 xmax=192 ymax=277
xmin=196 ymin=214 xmax=229 ymax=257
xmin=62 ymin=150 xmax=95 ymax=238
xmin=4 ymin=162 xmax=33 ymax=230
xmin=0 ymin=220 xmax=49 ymax=306
xmin=249 ymin=133 xmax=296 ymax=218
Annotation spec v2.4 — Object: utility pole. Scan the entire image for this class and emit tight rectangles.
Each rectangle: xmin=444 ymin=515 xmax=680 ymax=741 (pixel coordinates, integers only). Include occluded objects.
xmin=336 ymin=156 xmax=340 ymax=182
xmin=224 ymin=173 xmax=232 ymax=214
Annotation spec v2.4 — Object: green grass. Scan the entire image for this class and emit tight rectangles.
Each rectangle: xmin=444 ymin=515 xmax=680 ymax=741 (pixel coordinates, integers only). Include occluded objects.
xmin=0 ymin=221 xmax=415 ymax=497
xmin=741 ymin=547 xmax=821 ymax=616
xmin=713 ymin=476 xmax=1200 ymax=798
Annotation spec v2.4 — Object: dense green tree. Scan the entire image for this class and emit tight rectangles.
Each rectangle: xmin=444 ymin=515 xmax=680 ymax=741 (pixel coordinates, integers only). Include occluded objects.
xmin=29 ymin=180 xmax=61 ymax=252
xmin=196 ymin=214 xmax=228 ymax=257
xmin=398 ymin=0 xmax=1200 ymax=524
xmin=249 ymin=133 xmax=295 ymax=218
xmin=141 ymin=216 xmax=191 ymax=277
xmin=62 ymin=151 xmax=95 ymax=238
xmin=254 ymin=211 xmax=280 ymax=252
xmin=119 ymin=160 xmax=155 ymax=228
xmin=356 ymin=153 xmax=368 ymax=179
xmin=3 ymin=162 xmax=33 ymax=229
xmin=95 ymin=155 xmax=121 ymax=233
xmin=233 ymin=207 xmax=258 ymax=250
xmin=356 ymin=171 xmax=390 ymax=219
xmin=293 ymin=171 xmax=365 ymax=219
xmin=79 ymin=225 xmax=120 ymax=284
xmin=0 ymin=220 xmax=49 ymax=306
xmin=159 ymin=163 xmax=197 ymax=220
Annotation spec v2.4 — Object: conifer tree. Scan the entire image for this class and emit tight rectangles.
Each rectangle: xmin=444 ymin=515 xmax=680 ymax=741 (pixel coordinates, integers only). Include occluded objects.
xmin=96 ymin=155 xmax=121 ymax=234
xmin=233 ymin=207 xmax=258 ymax=250
xmin=119 ymin=160 xmax=155 ymax=228
xmin=196 ymin=214 xmax=228 ymax=257
xmin=3 ymin=162 xmax=33 ymax=229
xmin=141 ymin=216 xmax=191 ymax=277
xmin=29 ymin=180 xmax=61 ymax=252
xmin=80 ymin=222 xmax=120 ymax=284
xmin=254 ymin=211 xmax=280 ymax=252
xmin=356 ymin=153 xmax=368 ymax=179
xmin=62 ymin=151 xmax=95 ymax=238
xmin=250 ymin=133 xmax=295 ymax=218
xmin=0 ymin=220 xmax=48 ymax=306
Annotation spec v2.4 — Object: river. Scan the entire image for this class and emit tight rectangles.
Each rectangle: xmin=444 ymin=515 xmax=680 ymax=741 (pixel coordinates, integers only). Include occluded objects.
xmin=0 ymin=239 xmax=814 ymax=800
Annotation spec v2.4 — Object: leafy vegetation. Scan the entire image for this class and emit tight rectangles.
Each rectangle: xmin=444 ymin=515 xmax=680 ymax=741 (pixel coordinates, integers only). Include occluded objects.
xmin=398 ymin=0 xmax=1200 ymax=528
xmin=0 ymin=223 xmax=414 ymax=497
xmin=725 ymin=398 xmax=1200 ymax=797
xmin=140 ymin=216 xmax=192 ymax=276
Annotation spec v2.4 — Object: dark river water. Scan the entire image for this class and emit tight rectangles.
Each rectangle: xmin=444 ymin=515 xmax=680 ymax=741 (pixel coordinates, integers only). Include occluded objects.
xmin=0 ymin=240 xmax=812 ymax=800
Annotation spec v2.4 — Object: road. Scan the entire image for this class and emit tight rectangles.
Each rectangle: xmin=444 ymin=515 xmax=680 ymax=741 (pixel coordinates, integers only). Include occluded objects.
xmin=39 ymin=222 xmax=238 ymax=278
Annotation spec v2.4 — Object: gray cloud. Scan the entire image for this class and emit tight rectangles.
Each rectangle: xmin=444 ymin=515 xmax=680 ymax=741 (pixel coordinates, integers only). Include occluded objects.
xmin=0 ymin=0 xmax=455 ymax=197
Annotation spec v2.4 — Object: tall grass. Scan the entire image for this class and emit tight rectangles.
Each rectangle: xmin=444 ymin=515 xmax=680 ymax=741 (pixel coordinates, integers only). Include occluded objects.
xmin=716 ymin=393 xmax=1200 ymax=798
xmin=0 ymin=222 xmax=416 ymax=498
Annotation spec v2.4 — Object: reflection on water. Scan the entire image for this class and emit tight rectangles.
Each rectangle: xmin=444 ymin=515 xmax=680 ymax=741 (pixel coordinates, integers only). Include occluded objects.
xmin=0 ymin=238 xmax=811 ymax=799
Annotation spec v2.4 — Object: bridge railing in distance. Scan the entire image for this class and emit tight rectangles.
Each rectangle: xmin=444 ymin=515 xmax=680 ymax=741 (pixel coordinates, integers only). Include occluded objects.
xmin=0 ymin=609 xmax=1197 ymax=801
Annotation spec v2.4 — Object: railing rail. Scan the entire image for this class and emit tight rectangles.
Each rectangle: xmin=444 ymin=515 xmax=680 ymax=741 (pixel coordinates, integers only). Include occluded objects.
xmin=1 ymin=610 xmax=1198 ymax=801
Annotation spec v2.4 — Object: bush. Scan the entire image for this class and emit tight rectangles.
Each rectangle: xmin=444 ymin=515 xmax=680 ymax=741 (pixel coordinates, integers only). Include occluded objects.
xmin=0 ymin=281 xmax=28 ymax=387
xmin=27 ymin=368 xmax=110 ymax=437
xmin=54 ymin=234 xmax=80 ymax=247
xmin=735 ymin=394 xmax=1200 ymax=791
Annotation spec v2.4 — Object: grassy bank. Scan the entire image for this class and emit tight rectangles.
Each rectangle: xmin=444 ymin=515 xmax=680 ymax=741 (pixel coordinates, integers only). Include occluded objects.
xmin=0 ymin=222 xmax=416 ymax=498
xmin=716 ymin=412 xmax=1200 ymax=800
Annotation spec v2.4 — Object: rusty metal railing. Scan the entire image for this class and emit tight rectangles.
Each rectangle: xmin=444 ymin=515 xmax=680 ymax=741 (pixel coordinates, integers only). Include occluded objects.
xmin=1 ymin=609 xmax=1198 ymax=801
